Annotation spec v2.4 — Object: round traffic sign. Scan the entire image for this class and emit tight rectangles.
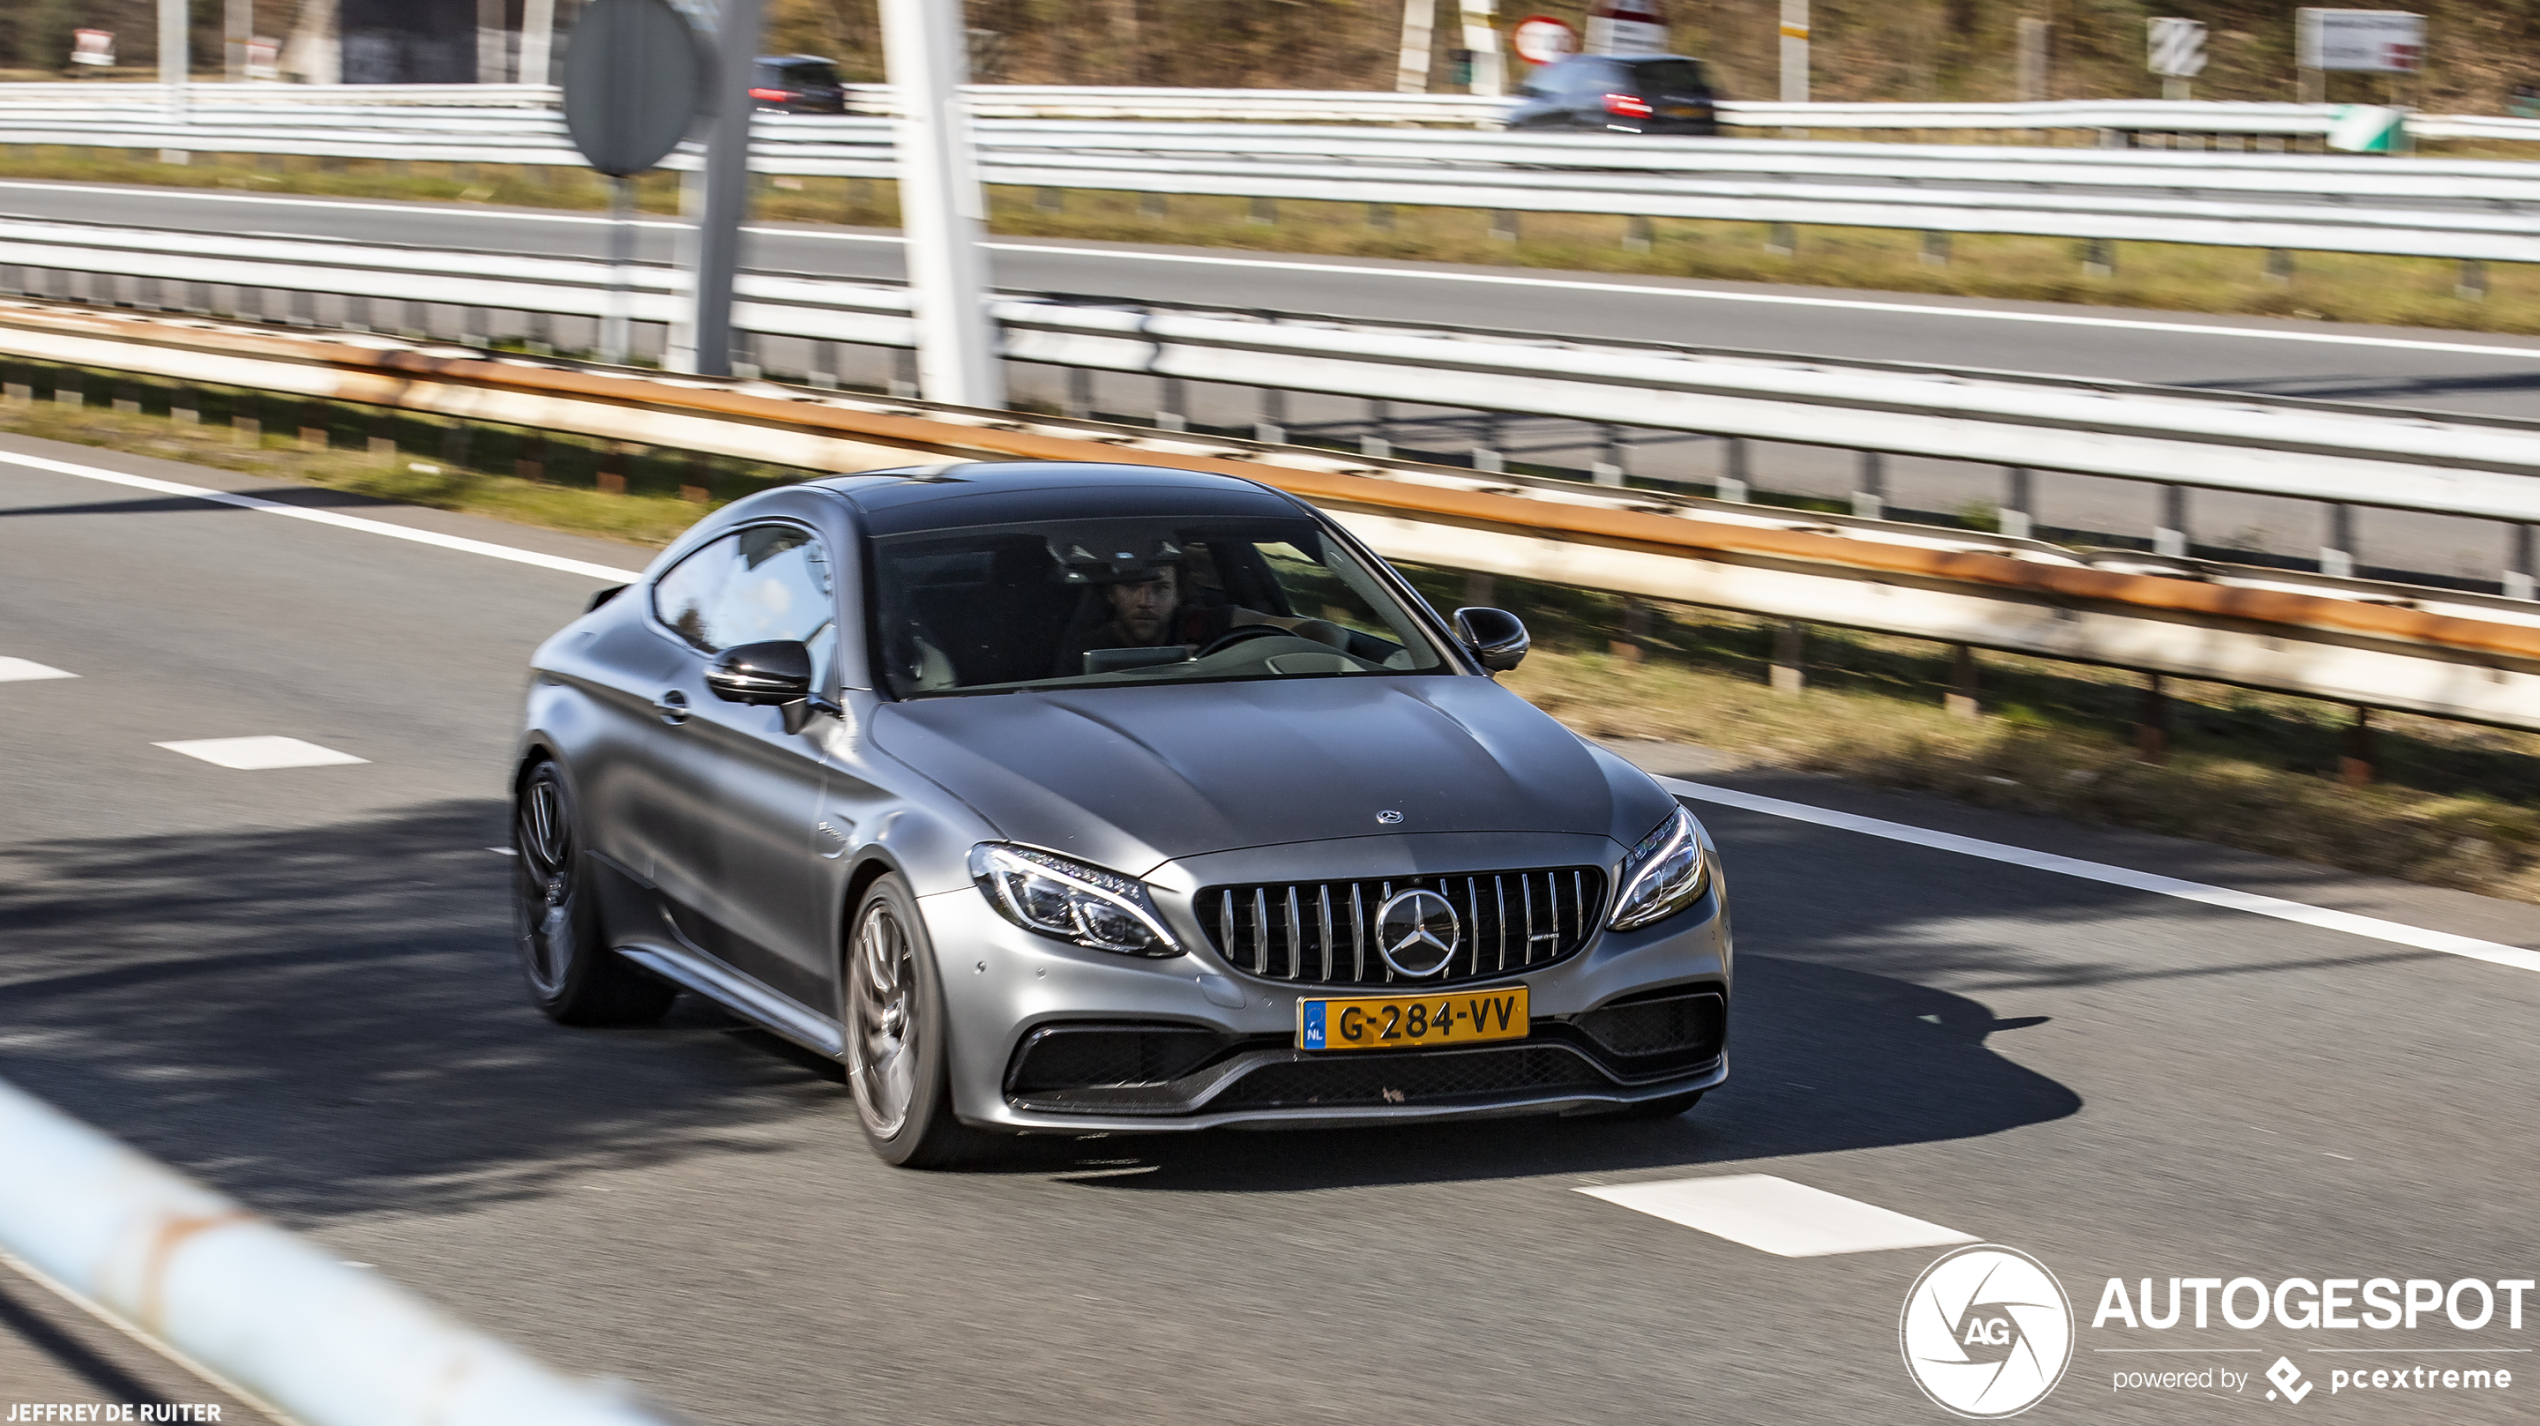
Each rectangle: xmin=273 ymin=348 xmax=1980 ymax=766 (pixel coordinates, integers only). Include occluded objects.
xmin=1511 ymin=15 xmax=1579 ymax=65
xmin=562 ymin=0 xmax=709 ymax=178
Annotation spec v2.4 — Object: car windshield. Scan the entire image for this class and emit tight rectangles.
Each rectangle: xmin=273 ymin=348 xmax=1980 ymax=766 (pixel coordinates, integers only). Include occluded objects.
xmin=870 ymin=514 xmax=1453 ymax=698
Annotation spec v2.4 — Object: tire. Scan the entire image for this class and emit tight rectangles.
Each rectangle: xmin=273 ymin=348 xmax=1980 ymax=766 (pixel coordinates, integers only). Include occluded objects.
xmin=843 ymin=874 xmax=1000 ymax=1169
xmin=1609 ymin=1089 xmax=1706 ymax=1121
xmin=513 ymin=760 xmax=675 ymax=1027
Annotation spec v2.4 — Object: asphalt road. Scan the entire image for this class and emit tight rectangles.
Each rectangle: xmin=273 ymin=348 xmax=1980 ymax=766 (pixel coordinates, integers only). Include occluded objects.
xmin=7 ymin=432 xmax=2540 ymax=1423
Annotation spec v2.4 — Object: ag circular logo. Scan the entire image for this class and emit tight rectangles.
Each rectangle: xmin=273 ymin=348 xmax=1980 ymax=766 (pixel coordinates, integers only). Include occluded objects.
xmin=1899 ymin=1245 xmax=2073 ymax=1419
xmin=1374 ymin=889 xmax=1461 ymax=976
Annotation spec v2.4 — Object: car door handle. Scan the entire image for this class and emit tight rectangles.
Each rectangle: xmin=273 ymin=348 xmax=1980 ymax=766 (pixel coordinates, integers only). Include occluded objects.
xmin=653 ymin=689 xmax=691 ymax=726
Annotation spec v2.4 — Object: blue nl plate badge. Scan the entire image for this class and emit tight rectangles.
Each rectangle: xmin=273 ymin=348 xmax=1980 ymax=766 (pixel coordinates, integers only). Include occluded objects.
xmin=1301 ymin=1000 xmax=1327 ymax=1049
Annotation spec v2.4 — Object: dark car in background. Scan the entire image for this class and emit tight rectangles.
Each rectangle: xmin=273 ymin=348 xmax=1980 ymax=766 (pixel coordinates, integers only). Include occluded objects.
xmin=751 ymin=54 xmax=849 ymax=113
xmin=1504 ymin=54 xmax=1720 ymax=135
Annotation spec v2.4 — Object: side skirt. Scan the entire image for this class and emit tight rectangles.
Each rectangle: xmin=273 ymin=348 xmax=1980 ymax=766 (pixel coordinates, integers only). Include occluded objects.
xmin=616 ymin=940 xmax=846 ymax=1060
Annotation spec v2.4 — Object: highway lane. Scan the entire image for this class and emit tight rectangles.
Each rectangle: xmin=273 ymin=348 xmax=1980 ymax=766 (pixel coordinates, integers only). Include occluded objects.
xmin=6 ymin=179 xmax=2540 ymax=418
xmin=6 ymin=436 xmax=2540 ymax=1422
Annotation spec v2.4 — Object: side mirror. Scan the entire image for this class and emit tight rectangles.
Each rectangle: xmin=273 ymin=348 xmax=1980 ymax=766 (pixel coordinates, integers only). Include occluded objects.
xmin=1453 ymin=607 xmax=1530 ymax=672
xmin=704 ymin=640 xmax=814 ymax=706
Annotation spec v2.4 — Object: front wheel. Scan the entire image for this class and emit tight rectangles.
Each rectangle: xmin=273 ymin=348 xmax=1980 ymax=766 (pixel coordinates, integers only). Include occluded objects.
xmin=843 ymin=874 xmax=1000 ymax=1168
xmin=513 ymin=760 xmax=674 ymax=1026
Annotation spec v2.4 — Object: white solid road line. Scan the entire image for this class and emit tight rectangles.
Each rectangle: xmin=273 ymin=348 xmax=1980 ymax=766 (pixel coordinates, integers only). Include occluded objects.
xmin=0 ymin=450 xmax=648 ymax=584
xmin=1663 ymin=777 xmax=2540 ymax=976
xmin=1579 ymin=1175 xmax=1979 ymax=1257
xmin=155 ymin=736 xmax=368 ymax=769
xmin=0 ymin=657 xmax=77 ymax=682
xmin=9 ymin=180 xmax=2539 ymax=362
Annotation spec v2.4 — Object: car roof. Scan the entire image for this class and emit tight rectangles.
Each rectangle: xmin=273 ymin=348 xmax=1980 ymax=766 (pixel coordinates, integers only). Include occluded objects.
xmin=812 ymin=461 xmax=1310 ymax=536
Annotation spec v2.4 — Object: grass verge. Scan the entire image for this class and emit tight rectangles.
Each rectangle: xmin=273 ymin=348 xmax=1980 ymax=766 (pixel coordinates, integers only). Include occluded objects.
xmin=12 ymin=380 xmax=2539 ymax=905
xmin=0 ymin=146 xmax=2527 ymax=335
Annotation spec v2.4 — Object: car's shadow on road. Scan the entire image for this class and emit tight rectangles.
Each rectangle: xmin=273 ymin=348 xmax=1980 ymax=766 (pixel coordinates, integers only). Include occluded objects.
xmin=0 ymin=797 xmax=2081 ymax=1214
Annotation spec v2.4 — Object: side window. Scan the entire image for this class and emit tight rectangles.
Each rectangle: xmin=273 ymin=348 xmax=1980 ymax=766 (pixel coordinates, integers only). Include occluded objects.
xmin=652 ymin=525 xmax=839 ymax=684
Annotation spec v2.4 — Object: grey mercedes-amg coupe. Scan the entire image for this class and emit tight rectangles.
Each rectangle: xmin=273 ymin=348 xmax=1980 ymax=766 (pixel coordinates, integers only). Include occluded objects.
xmin=512 ymin=461 xmax=1731 ymax=1166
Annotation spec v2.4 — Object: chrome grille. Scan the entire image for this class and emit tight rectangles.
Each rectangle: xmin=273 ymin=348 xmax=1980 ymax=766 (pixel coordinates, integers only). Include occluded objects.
xmin=1198 ymin=867 xmax=1606 ymax=986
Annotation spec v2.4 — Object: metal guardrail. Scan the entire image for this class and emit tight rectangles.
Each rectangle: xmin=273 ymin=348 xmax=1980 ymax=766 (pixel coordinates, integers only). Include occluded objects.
xmin=5 ymin=214 xmax=2538 ymax=533
xmin=0 ymin=1073 xmax=682 ymax=1426
xmin=3 ymin=107 xmax=2531 ymax=264
xmin=9 ymin=299 xmax=2540 ymax=733
xmin=9 ymin=82 xmax=2530 ymax=142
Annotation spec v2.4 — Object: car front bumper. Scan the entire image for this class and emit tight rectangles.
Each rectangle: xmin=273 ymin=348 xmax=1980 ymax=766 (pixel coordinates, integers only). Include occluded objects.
xmin=920 ymin=832 xmax=1731 ymax=1133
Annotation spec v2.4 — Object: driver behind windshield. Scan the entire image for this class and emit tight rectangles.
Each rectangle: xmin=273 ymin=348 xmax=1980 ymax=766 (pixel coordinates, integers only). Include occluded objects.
xmin=1052 ymin=558 xmax=1342 ymax=677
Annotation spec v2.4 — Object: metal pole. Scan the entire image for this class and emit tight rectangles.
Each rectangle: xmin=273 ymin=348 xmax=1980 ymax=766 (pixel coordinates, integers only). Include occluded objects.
xmin=478 ymin=0 xmax=509 ymax=84
xmin=520 ymin=0 xmax=558 ymax=86
xmin=602 ymin=177 xmax=635 ymax=365
xmin=671 ymin=0 xmax=767 ymax=377
xmin=1460 ymin=0 xmax=1501 ymax=98
xmin=880 ymin=0 xmax=1005 ymax=407
xmin=159 ymin=0 xmax=190 ymax=161
xmin=1779 ymin=0 xmax=1810 ymax=103
xmin=1395 ymin=0 xmax=1436 ymax=94
xmin=225 ymin=0 xmax=253 ymax=81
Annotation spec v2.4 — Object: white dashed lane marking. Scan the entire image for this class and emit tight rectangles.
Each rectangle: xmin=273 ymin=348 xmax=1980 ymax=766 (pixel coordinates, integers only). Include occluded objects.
xmin=0 ymin=657 xmax=76 ymax=682
xmin=154 ymin=736 xmax=369 ymax=770
xmin=1579 ymin=1174 xmax=1980 ymax=1257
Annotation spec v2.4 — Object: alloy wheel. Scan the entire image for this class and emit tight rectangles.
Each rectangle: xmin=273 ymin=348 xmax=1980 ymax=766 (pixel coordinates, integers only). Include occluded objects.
xmin=848 ymin=899 xmax=920 ymax=1138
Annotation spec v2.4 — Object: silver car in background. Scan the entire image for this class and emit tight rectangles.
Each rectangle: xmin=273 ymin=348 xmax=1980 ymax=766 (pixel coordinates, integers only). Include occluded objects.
xmin=511 ymin=461 xmax=1730 ymax=1166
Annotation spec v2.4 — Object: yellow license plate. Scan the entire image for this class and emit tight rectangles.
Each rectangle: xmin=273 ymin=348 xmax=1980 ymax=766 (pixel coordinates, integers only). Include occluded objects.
xmin=1297 ymin=986 xmax=1529 ymax=1051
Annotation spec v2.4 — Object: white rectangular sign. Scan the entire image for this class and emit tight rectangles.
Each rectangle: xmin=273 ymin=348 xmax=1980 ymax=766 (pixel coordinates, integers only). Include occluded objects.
xmin=2147 ymin=17 xmax=2208 ymax=78
xmin=2297 ymin=8 xmax=2424 ymax=73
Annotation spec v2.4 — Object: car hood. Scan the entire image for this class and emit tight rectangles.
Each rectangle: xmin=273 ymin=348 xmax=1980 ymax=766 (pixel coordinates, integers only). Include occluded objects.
xmin=871 ymin=676 xmax=1675 ymax=875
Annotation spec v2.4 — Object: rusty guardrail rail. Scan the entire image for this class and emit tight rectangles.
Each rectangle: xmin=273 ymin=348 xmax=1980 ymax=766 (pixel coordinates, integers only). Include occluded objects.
xmin=8 ymin=298 xmax=2540 ymax=732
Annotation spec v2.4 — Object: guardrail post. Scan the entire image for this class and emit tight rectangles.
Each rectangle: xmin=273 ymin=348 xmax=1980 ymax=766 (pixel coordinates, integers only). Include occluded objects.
xmin=2321 ymin=503 xmax=2356 ymax=579
xmin=2135 ymin=673 xmax=2169 ymax=761
xmin=1141 ymin=192 xmax=1167 ymax=220
xmin=2267 ymin=248 xmax=2294 ymax=284
xmin=1946 ymin=643 xmax=1981 ymax=718
xmin=1771 ymin=620 xmax=1805 ymax=695
xmin=1593 ymin=425 xmax=1625 ymax=486
xmin=2508 ymin=525 xmax=2534 ymax=601
xmin=1464 ymin=572 xmax=1495 ymax=607
xmin=2340 ymin=707 xmax=2374 ymax=785
xmin=1473 ymin=411 xmax=1504 ymax=473
xmin=2459 ymin=260 xmax=2489 ymax=302
xmin=172 ymin=386 xmax=197 ymax=424
xmin=2155 ymin=484 xmax=2188 ymax=558
xmin=1361 ymin=399 xmax=1390 ymax=457
xmin=1491 ymin=210 xmax=1519 ymax=242
xmin=890 ymin=349 xmax=917 ymax=399
xmin=1719 ymin=437 xmax=1751 ymax=502
xmin=810 ymin=339 xmax=837 ymax=389
xmin=1766 ymin=222 xmax=1796 ymax=256
xmin=1255 ymin=386 xmax=1286 ymax=443
xmin=2081 ymin=238 xmax=2116 ymax=277
xmin=1369 ymin=202 xmax=1394 ymax=229
xmin=1921 ymin=231 xmax=1950 ymax=267
xmin=2001 ymin=466 xmax=2033 ymax=539
xmin=1066 ymin=366 xmax=1093 ymax=419
xmin=1852 ymin=450 xmax=1885 ymax=520
xmin=1250 ymin=196 xmax=1278 ymax=226
xmin=1158 ymin=376 xmax=1188 ymax=432
xmin=1624 ymin=215 xmax=1652 ymax=252
xmin=1612 ymin=597 xmax=1650 ymax=665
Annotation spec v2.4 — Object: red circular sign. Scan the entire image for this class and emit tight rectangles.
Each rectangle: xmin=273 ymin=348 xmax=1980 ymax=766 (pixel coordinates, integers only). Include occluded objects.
xmin=1511 ymin=15 xmax=1579 ymax=65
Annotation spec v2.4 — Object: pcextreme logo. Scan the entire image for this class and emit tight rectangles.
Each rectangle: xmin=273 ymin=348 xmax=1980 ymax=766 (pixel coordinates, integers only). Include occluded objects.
xmin=1901 ymin=1245 xmax=2076 ymax=1419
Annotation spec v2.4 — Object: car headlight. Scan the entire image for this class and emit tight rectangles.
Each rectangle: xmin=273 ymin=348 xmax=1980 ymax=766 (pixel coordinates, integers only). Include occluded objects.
xmin=969 ymin=844 xmax=1182 ymax=956
xmin=1607 ymin=807 xmax=1711 ymax=931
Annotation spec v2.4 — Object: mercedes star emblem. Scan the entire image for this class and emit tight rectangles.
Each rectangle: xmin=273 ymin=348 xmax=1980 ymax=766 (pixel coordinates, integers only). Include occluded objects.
xmin=1375 ymin=888 xmax=1462 ymax=977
